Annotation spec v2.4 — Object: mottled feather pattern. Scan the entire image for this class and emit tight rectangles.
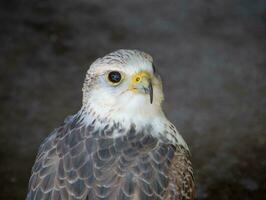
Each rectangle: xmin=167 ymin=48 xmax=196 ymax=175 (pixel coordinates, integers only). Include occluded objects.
xmin=91 ymin=50 xmax=153 ymax=67
xmin=27 ymin=111 xmax=194 ymax=200
xmin=27 ymin=49 xmax=194 ymax=199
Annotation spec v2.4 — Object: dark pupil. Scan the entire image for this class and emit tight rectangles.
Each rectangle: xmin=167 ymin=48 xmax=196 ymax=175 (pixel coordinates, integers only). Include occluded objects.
xmin=108 ymin=71 xmax=121 ymax=83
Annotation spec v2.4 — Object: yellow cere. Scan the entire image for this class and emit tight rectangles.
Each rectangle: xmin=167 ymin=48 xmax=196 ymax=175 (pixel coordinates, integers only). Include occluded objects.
xmin=131 ymin=71 xmax=151 ymax=84
xmin=129 ymin=71 xmax=152 ymax=92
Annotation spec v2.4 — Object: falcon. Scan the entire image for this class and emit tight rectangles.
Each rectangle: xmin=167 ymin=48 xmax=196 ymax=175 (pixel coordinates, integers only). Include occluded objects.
xmin=26 ymin=49 xmax=194 ymax=200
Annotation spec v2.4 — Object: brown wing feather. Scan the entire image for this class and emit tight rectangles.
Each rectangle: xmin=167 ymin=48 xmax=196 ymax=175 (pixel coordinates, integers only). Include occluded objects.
xmin=130 ymin=144 xmax=194 ymax=200
xmin=26 ymin=114 xmax=194 ymax=200
xmin=26 ymin=117 xmax=159 ymax=200
xmin=165 ymin=146 xmax=195 ymax=200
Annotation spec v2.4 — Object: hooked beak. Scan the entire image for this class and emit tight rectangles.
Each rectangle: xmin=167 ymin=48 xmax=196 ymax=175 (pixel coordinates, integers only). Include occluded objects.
xmin=148 ymin=80 xmax=153 ymax=104
xmin=129 ymin=71 xmax=153 ymax=104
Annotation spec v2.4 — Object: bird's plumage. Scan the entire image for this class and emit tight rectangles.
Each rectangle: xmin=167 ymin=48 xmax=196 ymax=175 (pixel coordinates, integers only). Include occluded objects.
xmin=27 ymin=49 xmax=194 ymax=200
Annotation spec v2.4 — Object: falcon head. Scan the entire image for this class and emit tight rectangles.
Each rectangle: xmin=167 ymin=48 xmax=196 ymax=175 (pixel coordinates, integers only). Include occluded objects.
xmin=82 ymin=49 xmax=165 ymax=122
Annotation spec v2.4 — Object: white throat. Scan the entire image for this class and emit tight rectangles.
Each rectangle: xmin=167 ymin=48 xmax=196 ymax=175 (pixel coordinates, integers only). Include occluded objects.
xmin=81 ymin=94 xmax=188 ymax=150
xmin=84 ymin=86 xmax=164 ymax=122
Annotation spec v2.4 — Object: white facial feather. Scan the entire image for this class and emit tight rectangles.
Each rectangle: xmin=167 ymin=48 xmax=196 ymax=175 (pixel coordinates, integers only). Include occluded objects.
xmin=81 ymin=49 xmax=188 ymax=149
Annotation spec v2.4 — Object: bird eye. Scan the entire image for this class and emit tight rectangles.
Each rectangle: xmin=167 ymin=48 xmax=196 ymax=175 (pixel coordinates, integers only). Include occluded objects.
xmin=107 ymin=71 xmax=122 ymax=85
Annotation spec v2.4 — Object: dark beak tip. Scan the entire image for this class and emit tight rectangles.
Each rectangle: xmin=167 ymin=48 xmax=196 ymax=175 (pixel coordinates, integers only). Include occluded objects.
xmin=149 ymin=81 xmax=153 ymax=104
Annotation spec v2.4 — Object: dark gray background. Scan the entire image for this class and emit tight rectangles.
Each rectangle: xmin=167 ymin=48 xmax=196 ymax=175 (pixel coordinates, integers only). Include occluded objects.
xmin=0 ymin=0 xmax=265 ymax=199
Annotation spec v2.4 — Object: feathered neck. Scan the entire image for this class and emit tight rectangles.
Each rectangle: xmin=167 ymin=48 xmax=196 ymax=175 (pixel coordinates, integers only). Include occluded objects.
xmin=73 ymin=105 xmax=188 ymax=150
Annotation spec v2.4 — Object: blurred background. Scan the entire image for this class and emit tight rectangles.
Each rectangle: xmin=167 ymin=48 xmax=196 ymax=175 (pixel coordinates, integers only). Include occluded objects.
xmin=0 ymin=0 xmax=265 ymax=199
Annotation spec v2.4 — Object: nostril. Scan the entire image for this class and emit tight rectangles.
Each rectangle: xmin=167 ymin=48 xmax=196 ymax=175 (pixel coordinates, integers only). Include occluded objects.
xmin=136 ymin=77 xmax=140 ymax=82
